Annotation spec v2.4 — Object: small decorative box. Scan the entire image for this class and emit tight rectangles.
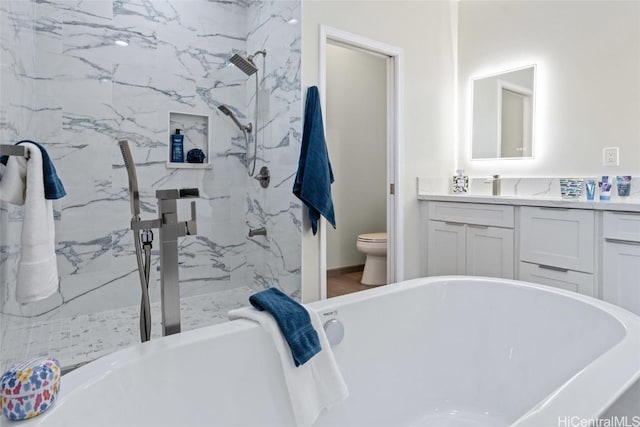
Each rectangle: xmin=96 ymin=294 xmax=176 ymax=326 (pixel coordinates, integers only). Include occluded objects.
xmin=1 ymin=358 xmax=61 ymax=421
xmin=560 ymin=178 xmax=584 ymax=199
xmin=452 ymin=170 xmax=469 ymax=193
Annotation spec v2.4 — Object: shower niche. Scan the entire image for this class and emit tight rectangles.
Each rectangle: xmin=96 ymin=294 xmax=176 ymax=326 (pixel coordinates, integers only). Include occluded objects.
xmin=167 ymin=111 xmax=211 ymax=169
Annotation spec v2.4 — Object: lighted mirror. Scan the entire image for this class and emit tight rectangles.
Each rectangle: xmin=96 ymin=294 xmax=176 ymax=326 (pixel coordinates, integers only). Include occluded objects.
xmin=471 ymin=65 xmax=536 ymax=159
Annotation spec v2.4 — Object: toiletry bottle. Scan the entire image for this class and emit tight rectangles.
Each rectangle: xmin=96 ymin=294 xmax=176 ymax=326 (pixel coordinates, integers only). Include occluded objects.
xmin=171 ymin=129 xmax=184 ymax=163
xmin=452 ymin=169 xmax=469 ymax=193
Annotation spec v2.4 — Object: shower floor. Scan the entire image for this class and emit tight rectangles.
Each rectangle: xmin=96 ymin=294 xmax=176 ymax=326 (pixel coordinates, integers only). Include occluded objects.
xmin=0 ymin=286 xmax=255 ymax=372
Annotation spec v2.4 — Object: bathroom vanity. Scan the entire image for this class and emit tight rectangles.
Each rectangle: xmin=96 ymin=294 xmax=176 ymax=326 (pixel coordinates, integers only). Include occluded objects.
xmin=420 ymin=193 xmax=640 ymax=316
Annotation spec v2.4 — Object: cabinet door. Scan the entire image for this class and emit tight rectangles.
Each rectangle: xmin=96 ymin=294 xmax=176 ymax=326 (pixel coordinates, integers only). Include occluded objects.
xmin=427 ymin=221 xmax=465 ymax=276
xmin=519 ymin=262 xmax=594 ymax=296
xmin=466 ymin=226 xmax=514 ymax=279
xmin=520 ymin=207 xmax=594 ymax=273
xmin=603 ymin=241 xmax=640 ymax=316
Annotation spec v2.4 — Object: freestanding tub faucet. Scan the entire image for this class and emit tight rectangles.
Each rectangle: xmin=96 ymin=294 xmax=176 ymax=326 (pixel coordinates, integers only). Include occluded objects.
xmin=119 ymin=140 xmax=199 ymax=340
xmin=156 ymin=188 xmax=199 ymax=336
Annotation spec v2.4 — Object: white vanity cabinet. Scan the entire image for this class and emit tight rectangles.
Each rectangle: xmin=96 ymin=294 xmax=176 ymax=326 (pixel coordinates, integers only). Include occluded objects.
xmin=421 ymin=193 xmax=640 ymax=311
xmin=427 ymin=202 xmax=514 ymax=279
xmin=602 ymin=211 xmax=640 ymax=315
xmin=519 ymin=206 xmax=595 ymax=296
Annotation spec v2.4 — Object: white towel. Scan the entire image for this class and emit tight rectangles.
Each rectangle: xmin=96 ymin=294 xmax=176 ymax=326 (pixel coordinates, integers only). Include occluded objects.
xmin=228 ymin=306 xmax=349 ymax=427
xmin=0 ymin=143 xmax=59 ymax=303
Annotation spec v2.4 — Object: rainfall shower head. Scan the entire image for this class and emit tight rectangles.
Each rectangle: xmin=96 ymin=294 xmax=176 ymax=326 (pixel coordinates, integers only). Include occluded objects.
xmin=229 ymin=53 xmax=258 ymax=76
xmin=218 ymin=105 xmax=252 ymax=133
xmin=228 ymin=50 xmax=266 ymax=76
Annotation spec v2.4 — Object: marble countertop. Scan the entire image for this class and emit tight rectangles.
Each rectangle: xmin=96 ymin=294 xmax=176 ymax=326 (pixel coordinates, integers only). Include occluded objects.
xmin=418 ymin=193 xmax=640 ymax=213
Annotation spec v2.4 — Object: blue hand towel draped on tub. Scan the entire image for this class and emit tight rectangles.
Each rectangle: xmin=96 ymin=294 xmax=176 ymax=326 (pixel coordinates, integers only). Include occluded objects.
xmin=249 ymin=287 xmax=320 ymax=366
xmin=293 ymin=86 xmax=336 ymax=235
xmin=228 ymin=289 xmax=349 ymax=427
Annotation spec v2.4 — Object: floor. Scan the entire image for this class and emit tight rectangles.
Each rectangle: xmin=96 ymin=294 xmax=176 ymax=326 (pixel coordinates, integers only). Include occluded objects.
xmin=327 ymin=268 xmax=381 ymax=298
xmin=2 ymin=273 xmax=381 ymax=372
xmin=0 ymin=286 xmax=255 ymax=372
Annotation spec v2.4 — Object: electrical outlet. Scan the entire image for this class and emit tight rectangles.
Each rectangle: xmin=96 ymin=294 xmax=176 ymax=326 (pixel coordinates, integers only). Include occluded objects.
xmin=603 ymin=147 xmax=619 ymax=167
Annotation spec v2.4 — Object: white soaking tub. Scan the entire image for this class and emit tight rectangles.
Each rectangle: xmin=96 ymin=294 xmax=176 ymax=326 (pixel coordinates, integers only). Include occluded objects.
xmin=12 ymin=276 xmax=640 ymax=427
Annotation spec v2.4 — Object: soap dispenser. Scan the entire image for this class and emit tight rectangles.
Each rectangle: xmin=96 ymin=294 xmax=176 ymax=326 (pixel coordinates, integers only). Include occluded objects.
xmin=452 ymin=169 xmax=469 ymax=193
xmin=170 ymin=129 xmax=184 ymax=163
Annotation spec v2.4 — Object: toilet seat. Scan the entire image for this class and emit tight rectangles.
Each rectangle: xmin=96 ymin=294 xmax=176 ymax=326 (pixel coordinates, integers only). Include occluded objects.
xmin=357 ymin=232 xmax=387 ymax=243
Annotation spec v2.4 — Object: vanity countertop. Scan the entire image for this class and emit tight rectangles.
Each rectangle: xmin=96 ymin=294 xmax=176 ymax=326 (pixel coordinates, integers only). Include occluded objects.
xmin=418 ymin=193 xmax=640 ymax=213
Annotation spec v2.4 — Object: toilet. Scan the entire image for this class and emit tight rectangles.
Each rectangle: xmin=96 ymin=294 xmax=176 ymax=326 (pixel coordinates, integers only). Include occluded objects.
xmin=356 ymin=232 xmax=387 ymax=286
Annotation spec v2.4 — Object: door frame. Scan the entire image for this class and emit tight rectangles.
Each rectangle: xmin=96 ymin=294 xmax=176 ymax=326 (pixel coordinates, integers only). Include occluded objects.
xmin=318 ymin=25 xmax=405 ymax=299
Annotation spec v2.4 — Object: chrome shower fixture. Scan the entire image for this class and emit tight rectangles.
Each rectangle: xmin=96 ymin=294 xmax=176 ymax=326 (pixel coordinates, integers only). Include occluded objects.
xmin=229 ymin=53 xmax=257 ymax=76
xmin=227 ymin=49 xmax=267 ymax=178
xmin=218 ymin=105 xmax=252 ymax=133
xmin=118 ymin=140 xmax=141 ymax=218
xmin=229 ymin=50 xmax=267 ymax=76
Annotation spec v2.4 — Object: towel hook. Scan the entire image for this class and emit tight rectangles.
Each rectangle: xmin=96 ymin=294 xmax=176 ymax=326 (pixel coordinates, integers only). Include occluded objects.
xmin=0 ymin=144 xmax=29 ymax=159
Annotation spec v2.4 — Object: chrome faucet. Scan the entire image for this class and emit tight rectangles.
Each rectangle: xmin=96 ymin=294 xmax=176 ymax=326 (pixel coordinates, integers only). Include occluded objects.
xmin=156 ymin=188 xmax=199 ymax=336
xmin=485 ymin=174 xmax=501 ymax=196
xmin=119 ymin=140 xmax=200 ymax=341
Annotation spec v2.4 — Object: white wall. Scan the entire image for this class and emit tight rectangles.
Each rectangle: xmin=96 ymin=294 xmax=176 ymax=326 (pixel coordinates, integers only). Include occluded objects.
xmin=302 ymin=0 xmax=456 ymax=301
xmin=325 ymin=44 xmax=387 ymax=270
xmin=458 ymin=0 xmax=640 ymax=177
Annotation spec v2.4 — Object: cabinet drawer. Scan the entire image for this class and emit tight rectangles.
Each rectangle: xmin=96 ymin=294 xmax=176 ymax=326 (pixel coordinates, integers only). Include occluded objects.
xmin=603 ymin=211 xmax=640 ymax=243
xmin=519 ymin=262 xmax=594 ymax=296
xmin=428 ymin=202 xmax=514 ymax=228
xmin=519 ymin=207 xmax=594 ymax=273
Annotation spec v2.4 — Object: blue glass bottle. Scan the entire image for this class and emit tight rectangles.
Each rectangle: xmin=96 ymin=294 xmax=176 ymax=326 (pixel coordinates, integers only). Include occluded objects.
xmin=171 ymin=129 xmax=184 ymax=163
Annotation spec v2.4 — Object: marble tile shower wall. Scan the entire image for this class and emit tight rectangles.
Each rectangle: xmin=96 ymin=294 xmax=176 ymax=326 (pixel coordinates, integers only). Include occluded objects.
xmin=0 ymin=0 xmax=302 ymax=360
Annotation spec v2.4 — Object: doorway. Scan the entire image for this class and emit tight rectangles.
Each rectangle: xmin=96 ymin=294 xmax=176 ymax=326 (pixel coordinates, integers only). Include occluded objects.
xmin=318 ymin=26 xmax=404 ymax=299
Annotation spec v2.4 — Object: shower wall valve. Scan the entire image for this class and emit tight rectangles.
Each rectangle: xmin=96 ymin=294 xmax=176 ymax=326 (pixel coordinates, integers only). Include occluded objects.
xmin=254 ymin=166 xmax=270 ymax=188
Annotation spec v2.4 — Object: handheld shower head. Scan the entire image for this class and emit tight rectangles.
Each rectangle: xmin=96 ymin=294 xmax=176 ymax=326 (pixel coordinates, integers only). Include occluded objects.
xmin=218 ymin=105 xmax=252 ymax=133
xmin=118 ymin=140 xmax=141 ymax=218
xmin=217 ymin=104 xmax=233 ymax=116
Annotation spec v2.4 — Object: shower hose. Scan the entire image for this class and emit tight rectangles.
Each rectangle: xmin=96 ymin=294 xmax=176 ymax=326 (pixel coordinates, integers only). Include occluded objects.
xmin=242 ymin=72 xmax=259 ymax=177
xmin=134 ymin=227 xmax=153 ymax=342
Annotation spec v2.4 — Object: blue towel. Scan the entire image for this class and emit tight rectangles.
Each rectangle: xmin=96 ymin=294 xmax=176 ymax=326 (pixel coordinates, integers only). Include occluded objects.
xmin=293 ymin=86 xmax=335 ymax=235
xmin=249 ymin=288 xmax=321 ymax=367
xmin=0 ymin=140 xmax=66 ymax=200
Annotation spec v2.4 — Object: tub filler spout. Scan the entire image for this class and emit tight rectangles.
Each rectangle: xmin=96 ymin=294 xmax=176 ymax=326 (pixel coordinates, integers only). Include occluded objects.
xmin=248 ymin=227 xmax=267 ymax=237
xmin=120 ymin=140 xmax=200 ymax=341
xmin=156 ymin=188 xmax=199 ymax=336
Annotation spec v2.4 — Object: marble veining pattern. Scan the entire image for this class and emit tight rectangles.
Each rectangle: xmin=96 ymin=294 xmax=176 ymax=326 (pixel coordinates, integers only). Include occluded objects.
xmin=1 ymin=0 xmax=301 ymax=367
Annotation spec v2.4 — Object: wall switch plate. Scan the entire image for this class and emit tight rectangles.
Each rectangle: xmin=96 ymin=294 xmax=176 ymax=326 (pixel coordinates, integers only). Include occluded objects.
xmin=603 ymin=147 xmax=619 ymax=166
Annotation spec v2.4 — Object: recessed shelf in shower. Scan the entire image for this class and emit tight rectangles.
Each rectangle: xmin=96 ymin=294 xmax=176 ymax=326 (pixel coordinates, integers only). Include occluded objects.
xmin=166 ymin=111 xmax=211 ymax=169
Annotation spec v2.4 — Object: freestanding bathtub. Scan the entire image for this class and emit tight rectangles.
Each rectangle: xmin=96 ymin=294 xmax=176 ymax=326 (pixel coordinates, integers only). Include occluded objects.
xmin=11 ymin=276 xmax=640 ymax=427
